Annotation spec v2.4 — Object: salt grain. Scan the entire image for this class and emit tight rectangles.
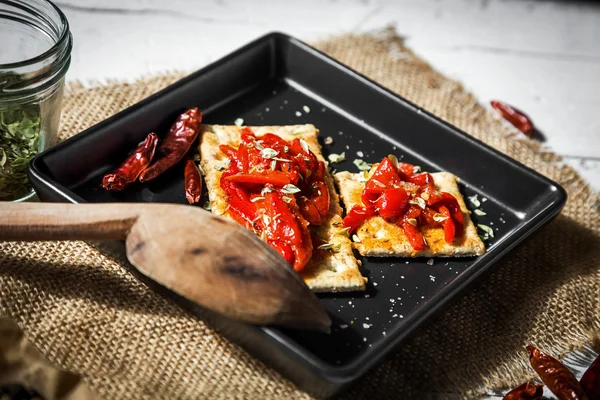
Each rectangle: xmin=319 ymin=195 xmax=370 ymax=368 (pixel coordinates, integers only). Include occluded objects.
xmin=427 ymin=258 xmax=434 ymax=265
xmin=295 ymin=111 xmax=302 ymax=117
xmin=362 ymin=323 xmax=371 ymax=329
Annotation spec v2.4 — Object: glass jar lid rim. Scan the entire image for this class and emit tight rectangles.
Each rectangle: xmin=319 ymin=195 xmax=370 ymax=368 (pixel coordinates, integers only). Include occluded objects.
xmin=0 ymin=0 xmax=71 ymax=68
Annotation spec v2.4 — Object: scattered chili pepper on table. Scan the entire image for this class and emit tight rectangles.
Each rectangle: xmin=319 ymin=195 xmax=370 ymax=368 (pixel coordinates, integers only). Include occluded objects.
xmin=184 ymin=158 xmax=202 ymax=204
xmin=580 ymin=354 xmax=600 ymax=400
xmin=102 ymin=132 xmax=159 ymax=191
xmin=139 ymin=108 xmax=203 ymax=182
xmin=527 ymin=345 xmax=589 ymax=400
xmin=491 ymin=100 xmax=535 ymax=137
xmin=503 ymin=382 xmax=543 ymax=400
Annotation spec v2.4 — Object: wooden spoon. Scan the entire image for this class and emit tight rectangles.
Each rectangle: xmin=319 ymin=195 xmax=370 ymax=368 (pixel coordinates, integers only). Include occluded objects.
xmin=0 ymin=202 xmax=331 ymax=331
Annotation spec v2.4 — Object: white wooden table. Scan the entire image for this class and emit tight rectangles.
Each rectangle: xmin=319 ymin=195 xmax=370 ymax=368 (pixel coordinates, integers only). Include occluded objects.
xmin=56 ymin=0 xmax=600 ymax=190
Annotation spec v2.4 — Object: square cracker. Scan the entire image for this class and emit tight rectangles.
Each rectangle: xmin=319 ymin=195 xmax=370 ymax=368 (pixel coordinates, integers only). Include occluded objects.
xmin=199 ymin=124 xmax=366 ymax=292
xmin=334 ymin=169 xmax=485 ymax=257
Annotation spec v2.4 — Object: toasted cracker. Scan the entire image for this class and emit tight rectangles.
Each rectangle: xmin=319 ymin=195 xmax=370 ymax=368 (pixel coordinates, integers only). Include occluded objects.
xmin=199 ymin=124 xmax=366 ymax=292
xmin=334 ymin=169 xmax=485 ymax=257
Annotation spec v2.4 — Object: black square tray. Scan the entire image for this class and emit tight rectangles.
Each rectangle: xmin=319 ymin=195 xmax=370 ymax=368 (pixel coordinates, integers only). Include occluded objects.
xmin=28 ymin=33 xmax=566 ymax=398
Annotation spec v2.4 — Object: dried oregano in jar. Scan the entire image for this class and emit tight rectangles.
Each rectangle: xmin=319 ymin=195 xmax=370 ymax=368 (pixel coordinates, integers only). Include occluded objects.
xmin=0 ymin=0 xmax=72 ymax=201
xmin=0 ymin=102 xmax=41 ymax=200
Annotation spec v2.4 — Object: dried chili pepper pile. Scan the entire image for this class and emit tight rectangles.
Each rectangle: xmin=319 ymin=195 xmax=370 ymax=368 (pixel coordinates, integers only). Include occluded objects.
xmin=218 ymin=127 xmax=330 ymax=272
xmin=503 ymin=345 xmax=599 ymax=400
xmin=342 ymin=156 xmax=464 ymax=250
xmin=102 ymin=108 xmax=203 ymax=204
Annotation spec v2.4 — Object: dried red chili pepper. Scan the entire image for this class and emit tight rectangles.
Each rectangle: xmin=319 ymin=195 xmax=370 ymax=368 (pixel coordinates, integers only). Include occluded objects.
xmin=580 ymin=354 xmax=600 ymax=400
xmin=503 ymin=382 xmax=543 ymax=400
xmin=184 ymin=158 xmax=202 ymax=204
xmin=139 ymin=108 xmax=203 ymax=182
xmin=527 ymin=345 xmax=589 ymax=400
xmin=102 ymin=132 xmax=159 ymax=191
xmin=491 ymin=100 xmax=534 ymax=137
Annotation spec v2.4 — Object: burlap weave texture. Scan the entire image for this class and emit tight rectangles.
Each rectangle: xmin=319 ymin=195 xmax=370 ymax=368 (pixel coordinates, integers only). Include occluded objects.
xmin=1 ymin=29 xmax=598 ymax=399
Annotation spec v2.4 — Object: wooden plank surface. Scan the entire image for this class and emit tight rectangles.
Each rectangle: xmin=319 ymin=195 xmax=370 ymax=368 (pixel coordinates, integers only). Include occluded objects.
xmin=54 ymin=0 xmax=600 ymax=190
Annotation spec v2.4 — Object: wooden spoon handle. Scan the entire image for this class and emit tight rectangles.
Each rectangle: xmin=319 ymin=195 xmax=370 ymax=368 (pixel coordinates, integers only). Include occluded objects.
xmin=0 ymin=202 xmax=141 ymax=241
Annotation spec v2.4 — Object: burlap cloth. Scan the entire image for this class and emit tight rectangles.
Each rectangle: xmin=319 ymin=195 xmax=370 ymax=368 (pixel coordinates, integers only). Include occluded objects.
xmin=1 ymin=29 xmax=599 ymax=399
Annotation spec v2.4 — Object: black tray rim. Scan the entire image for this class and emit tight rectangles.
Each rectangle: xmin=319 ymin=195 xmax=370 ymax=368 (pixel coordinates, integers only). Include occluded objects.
xmin=28 ymin=32 xmax=568 ymax=381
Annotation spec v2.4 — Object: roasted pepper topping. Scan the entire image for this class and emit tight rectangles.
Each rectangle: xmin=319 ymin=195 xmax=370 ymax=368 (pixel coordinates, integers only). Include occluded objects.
xmin=218 ymin=128 xmax=329 ymax=272
xmin=342 ymin=157 xmax=465 ymax=250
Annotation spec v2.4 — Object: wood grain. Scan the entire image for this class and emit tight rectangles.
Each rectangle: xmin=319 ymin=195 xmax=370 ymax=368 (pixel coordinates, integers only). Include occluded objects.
xmin=0 ymin=202 xmax=331 ymax=331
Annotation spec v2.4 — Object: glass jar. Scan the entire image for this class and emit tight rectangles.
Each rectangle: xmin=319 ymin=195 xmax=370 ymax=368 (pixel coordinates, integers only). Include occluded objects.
xmin=0 ymin=0 xmax=72 ymax=201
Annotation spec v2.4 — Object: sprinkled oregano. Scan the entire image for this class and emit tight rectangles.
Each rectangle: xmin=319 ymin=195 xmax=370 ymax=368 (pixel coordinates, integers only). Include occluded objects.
xmin=469 ymin=195 xmax=481 ymax=208
xmin=260 ymin=148 xmax=278 ymax=159
xmin=353 ymin=159 xmax=372 ymax=171
xmin=299 ymin=138 xmax=310 ymax=153
xmin=281 ymin=184 xmax=301 ymax=194
xmin=327 ymin=152 xmax=345 ymax=164
xmin=477 ymin=224 xmax=494 ymax=238
xmin=318 ymin=243 xmax=334 ymax=250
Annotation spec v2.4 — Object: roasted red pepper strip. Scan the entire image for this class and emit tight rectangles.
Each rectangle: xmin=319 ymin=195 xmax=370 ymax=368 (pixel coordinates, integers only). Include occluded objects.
xmin=580 ymin=354 xmax=600 ymax=400
xmin=139 ymin=108 xmax=203 ymax=182
xmin=437 ymin=205 xmax=455 ymax=243
xmin=503 ymin=382 xmax=543 ymax=400
xmin=362 ymin=157 xmax=402 ymax=207
xmin=102 ymin=132 xmax=159 ymax=191
xmin=491 ymin=100 xmax=535 ymax=137
xmin=527 ymin=345 xmax=589 ymax=400
xmin=298 ymin=180 xmax=330 ymax=226
xmin=184 ymin=158 xmax=202 ymax=204
xmin=375 ymin=187 xmax=409 ymax=221
xmin=400 ymin=220 xmax=426 ymax=251
xmin=220 ymin=173 xmax=256 ymax=228
xmin=227 ymin=171 xmax=291 ymax=187
xmin=343 ymin=206 xmax=377 ymax=234
xmin=431 ymin=192 xmax=464 ymax=236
